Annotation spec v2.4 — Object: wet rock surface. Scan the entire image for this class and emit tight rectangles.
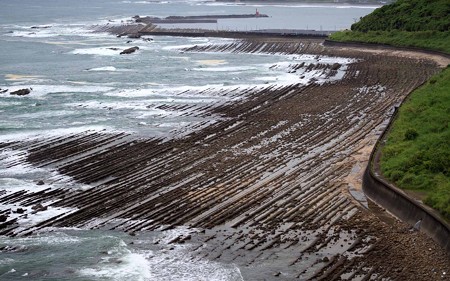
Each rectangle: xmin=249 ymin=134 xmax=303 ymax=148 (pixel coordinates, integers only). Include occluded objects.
xmin=10 ymin=88 xmax=31 ymax=96
xmin=0 ymin=38 xmax=449 ymax=280
xmin=120 ymin=46 xmax=139 ymax=55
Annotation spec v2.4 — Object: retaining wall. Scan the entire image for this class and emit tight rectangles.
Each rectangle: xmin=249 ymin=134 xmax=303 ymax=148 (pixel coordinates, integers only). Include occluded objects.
xmin=363 ymin=108 xmax=450 ymax=254
xmin=324 ymin=39 xmax=450 ymax=59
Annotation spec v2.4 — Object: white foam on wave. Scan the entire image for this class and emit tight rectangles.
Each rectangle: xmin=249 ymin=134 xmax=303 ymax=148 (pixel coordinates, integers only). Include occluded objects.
xmin=0 ymin=200 xmax=78 ymax=234
xmin=71 ymin=45 xmax=152 ymax=57
xmin=103 ymin=88 xmax=164 ymax=98
xmin=71 ymin=47 xmax=124 ymax=56
xmin=0 ymin=147 xmax=93 ymax=195
xmin=79 ymin=236 xmax=154 ymax=281
xmin=0 ymin=150 xmax=40 ymax=177
xmin=0 ymin=177 xmax=49 ymax=194
xmin=3 ymin=17 xmax=137 ymax=39
xmin=0 ymin=151 xmax=86 ymax=232
xmin=14 ymin=110 xmax=77 ymax=119
xmin=6 ymin=24 xmax=109 ymax=39
xmin=17 ymin=206 xmax=77 ymax=227
xmin=87 ymin=66 xmax=117 ymax=72
xmin=0 ymin=84 xmax=114 ymax=98
xmin=84 ymin=226 xmax=245 ymax=281
xmin=193 ymin=65 xmax=257 ymax=72
xmin=0 ymin=229 xmax=83 ymax=247
xmin=80 ymin=251 xmax=153 ymax=281
xmin=289 ymin=54 xmax=357 ymax=65
xmin=0 ymin=125 xmax=114 ymax=143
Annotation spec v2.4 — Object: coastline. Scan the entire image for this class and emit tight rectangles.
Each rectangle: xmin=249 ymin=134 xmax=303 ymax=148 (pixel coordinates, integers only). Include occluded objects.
xmin=1 ymin=31 xmax=449 ymax=279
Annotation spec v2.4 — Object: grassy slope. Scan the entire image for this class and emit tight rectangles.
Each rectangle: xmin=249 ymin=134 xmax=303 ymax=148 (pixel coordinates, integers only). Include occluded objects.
xmin=380 ymin=68 xmax=450 ymax=220
xmin=329 ymin=0 xmax=450 ymax=219
xmin=330 ymin=30 xmax=450 ymax=53
xmin=351 ymin=0 xmax=449 ymax=32
xmin=329 ymin=0 xmax=450 ymax=53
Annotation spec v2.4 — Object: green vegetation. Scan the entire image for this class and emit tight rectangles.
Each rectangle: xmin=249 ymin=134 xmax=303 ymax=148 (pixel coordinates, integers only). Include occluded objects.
xmin=329 ymin=0 xmax=450 ymax=219
xmin=329 ymin=0 xmax=450 ymax=53
xmin=330 ymin=30 xmax=450 ymax=53
xmin=351 ymin=0 xmax=449 ymax=32
xmin=380 ymin=68 xmax=450 ymax=220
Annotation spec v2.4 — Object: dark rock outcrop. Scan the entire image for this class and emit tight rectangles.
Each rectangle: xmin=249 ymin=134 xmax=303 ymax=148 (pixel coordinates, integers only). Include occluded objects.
xmin=120 ymin=46 xmax=139 ymax=55
xmin=10 ymin=88 xmax=31 ymax=96
xmin=0 ymin=88 xmax=8 ymax=93
xmin=331 ymin=63 xmax=342 ymax=70
xmin=31 ymin=203 xmax=48 ymax=213
xmin=31 ymin=25 xmax=51 ymax=29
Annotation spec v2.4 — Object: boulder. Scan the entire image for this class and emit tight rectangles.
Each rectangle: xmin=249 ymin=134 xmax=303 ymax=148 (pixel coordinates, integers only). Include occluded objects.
xmin=36 ymin=180 xmax=45 ymax=186
xmin=0 ymin=214 xmax=7 ymax=222
xmin=15 ymin=208 xmax=25 ymax=214
xmin=0 ymin=88 xmax=8 ymax=93
xmin=31 ymin=203 xmax=48 ymax=212
xmin=10 ymin=88 xmax=31 ymax=96
xmin=120 ymin=46 xmax=139 ymax=55
xmin=331 ymin=63 xmax=341 ymax=71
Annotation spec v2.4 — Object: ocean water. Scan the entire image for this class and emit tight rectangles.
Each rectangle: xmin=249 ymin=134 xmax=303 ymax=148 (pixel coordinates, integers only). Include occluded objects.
xmin=0 ymin=1 xmax=377 ymax=280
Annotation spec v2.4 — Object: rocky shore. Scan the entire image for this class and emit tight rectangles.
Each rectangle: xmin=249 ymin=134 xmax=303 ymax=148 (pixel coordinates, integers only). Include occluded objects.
xmin=0 ymin=36 xmax=449 ymax=280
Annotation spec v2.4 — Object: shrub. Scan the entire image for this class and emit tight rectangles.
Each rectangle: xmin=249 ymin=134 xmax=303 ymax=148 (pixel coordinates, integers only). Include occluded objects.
xmin=404 ymin=128 xmax=418 ymax=140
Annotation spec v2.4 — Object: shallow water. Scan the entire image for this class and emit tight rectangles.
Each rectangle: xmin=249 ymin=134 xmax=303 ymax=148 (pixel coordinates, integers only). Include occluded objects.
xmin=0 ymin=227 xmax=244 ymax=280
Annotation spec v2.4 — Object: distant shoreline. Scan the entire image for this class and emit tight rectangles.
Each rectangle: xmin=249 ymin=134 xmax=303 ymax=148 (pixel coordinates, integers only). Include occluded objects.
xmin=214 ymin=0 xmax=389 ymax=5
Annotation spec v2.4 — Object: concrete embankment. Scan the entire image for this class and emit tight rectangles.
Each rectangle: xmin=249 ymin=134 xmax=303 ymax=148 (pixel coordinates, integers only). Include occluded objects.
xmin=362 ymin=88 xmax=450 ymax=254
xmin=325 ymin=42 xmax=450 ymax=253
xmin=324 ymin=39 xmax=450 ymax=60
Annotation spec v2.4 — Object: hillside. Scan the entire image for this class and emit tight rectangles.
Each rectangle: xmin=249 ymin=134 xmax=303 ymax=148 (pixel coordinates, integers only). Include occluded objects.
xmin=330 ymin=0 xmax=450 ymax=220
xmin=381 ymin=68 xmax=450 ymax=220
xmin=330 ymin=0 xmax=450 ymax=53
xmin=351 ymin=0 xmax=450 ymax=32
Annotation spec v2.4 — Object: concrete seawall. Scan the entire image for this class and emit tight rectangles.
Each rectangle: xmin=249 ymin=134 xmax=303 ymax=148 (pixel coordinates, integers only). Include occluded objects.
xmin=324 ymin=39 xmax=450 ymax=59
xmin=362 ymin=97 xmax=450 ymax=254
